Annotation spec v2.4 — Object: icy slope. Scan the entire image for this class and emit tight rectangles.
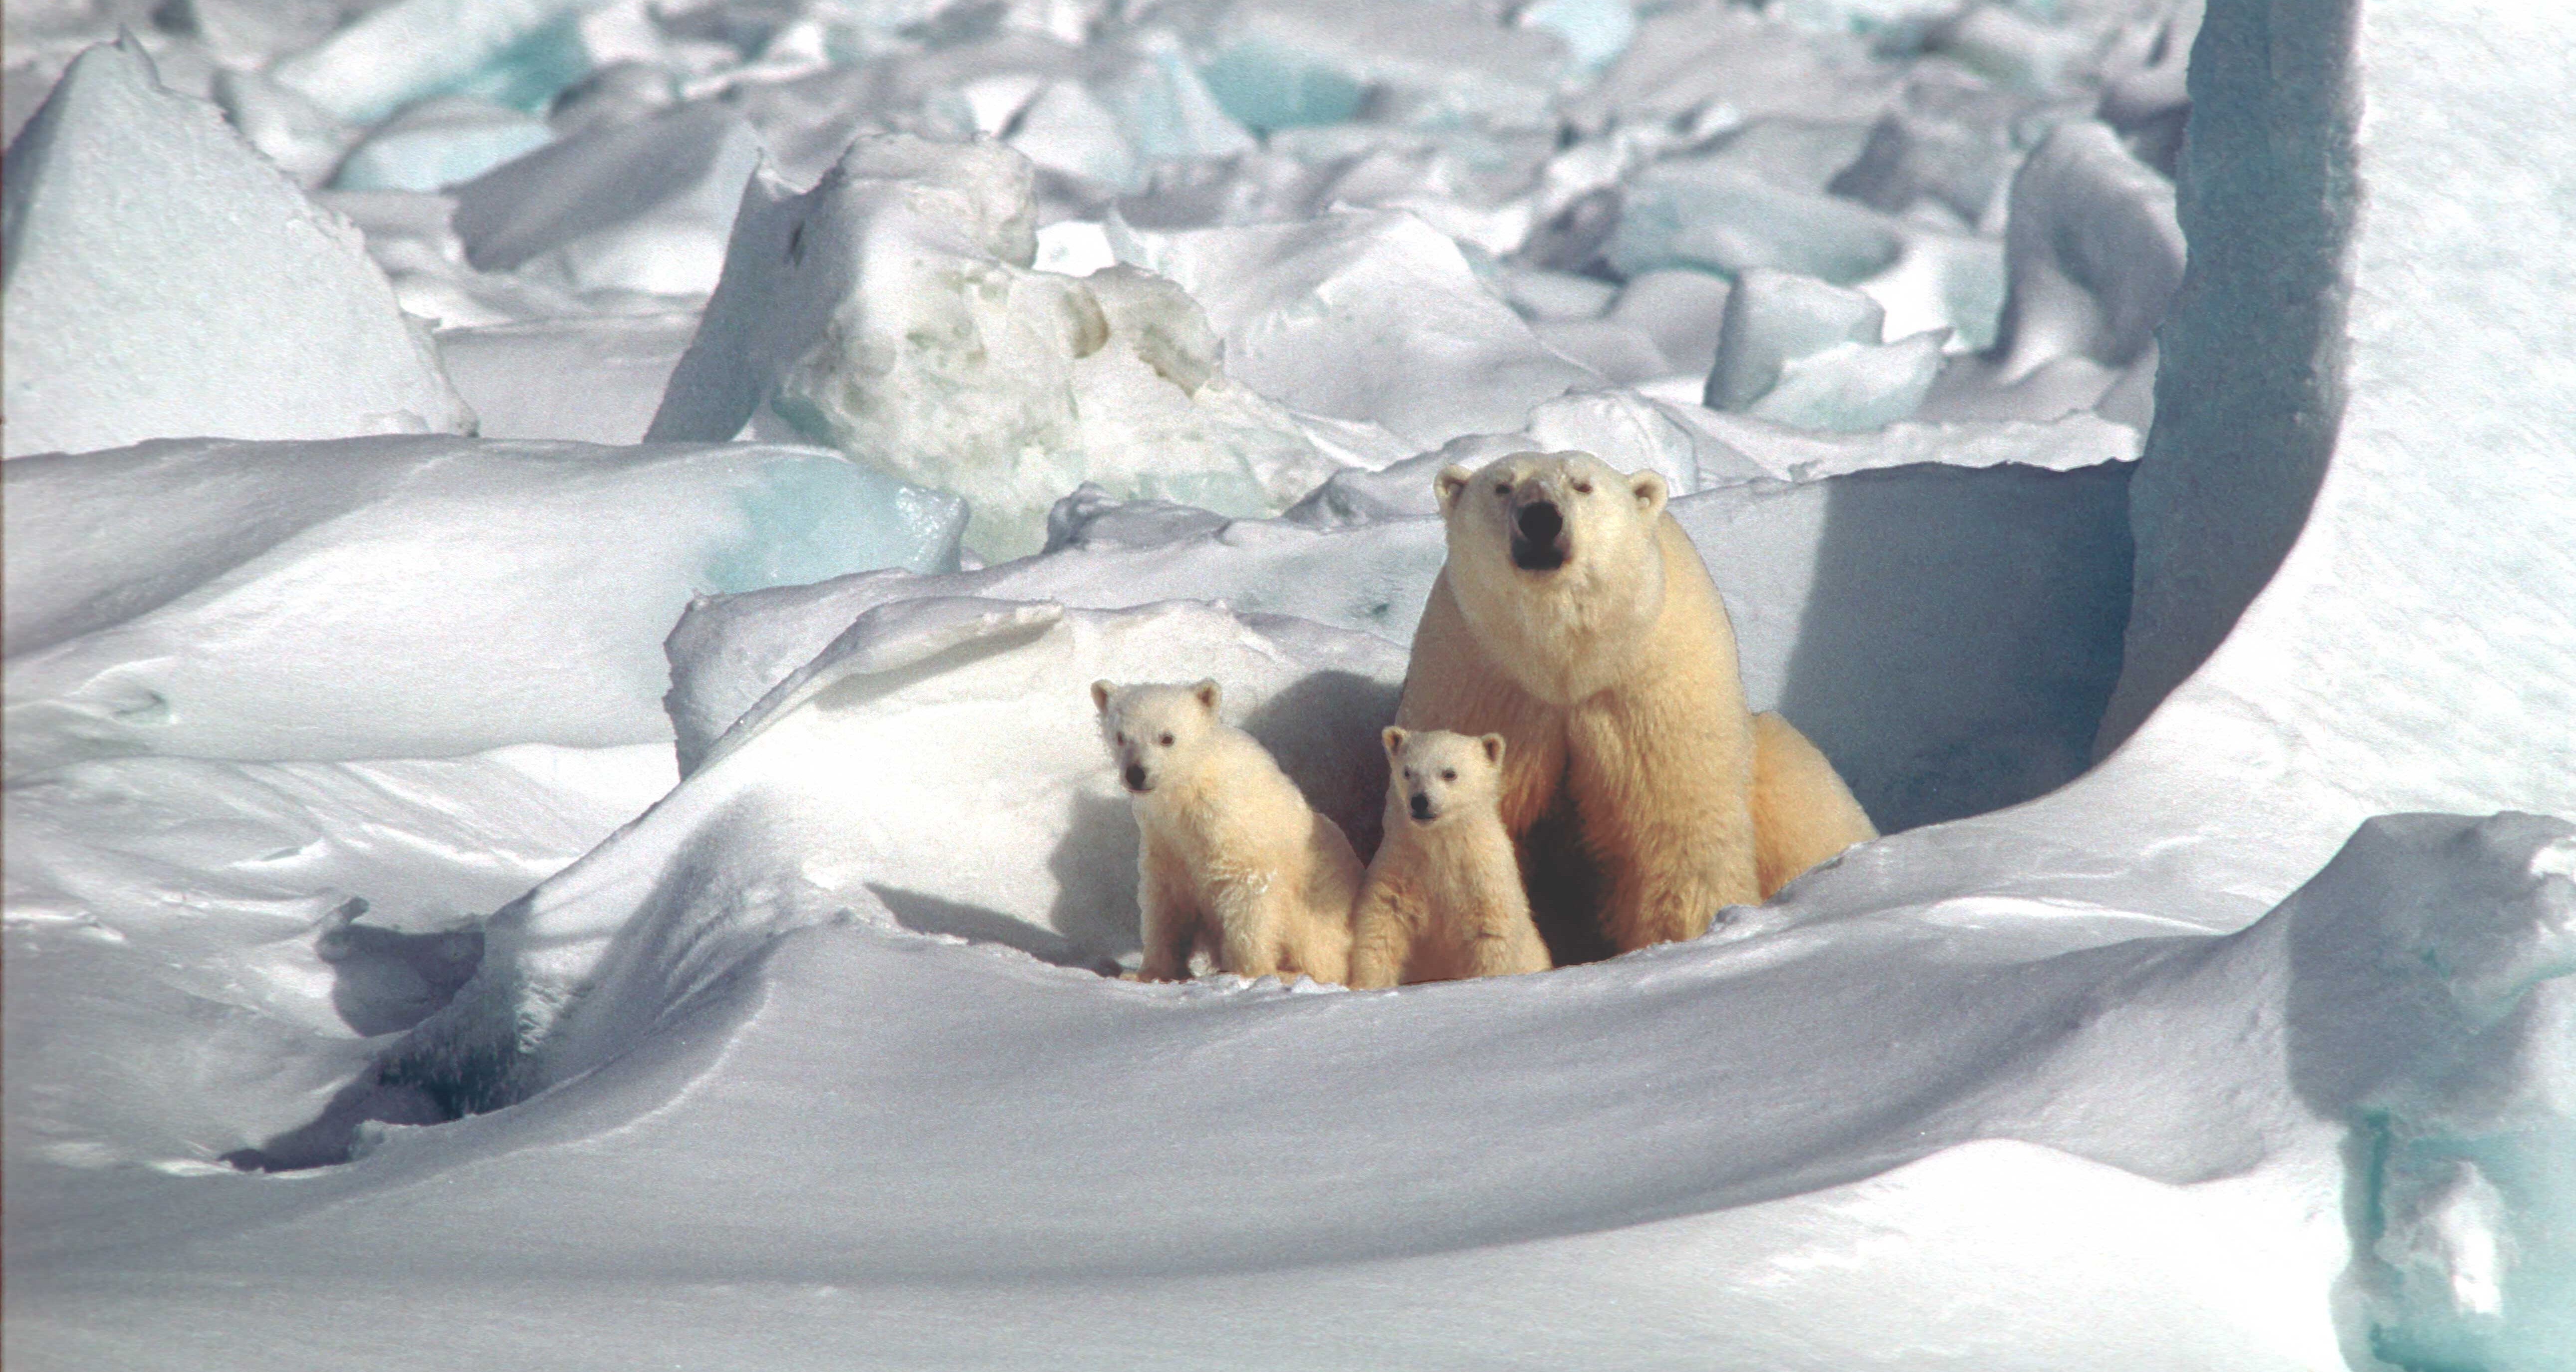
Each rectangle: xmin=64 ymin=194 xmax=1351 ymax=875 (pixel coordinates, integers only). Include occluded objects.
xmin=1 ymin=436 xmax=965 ymax=773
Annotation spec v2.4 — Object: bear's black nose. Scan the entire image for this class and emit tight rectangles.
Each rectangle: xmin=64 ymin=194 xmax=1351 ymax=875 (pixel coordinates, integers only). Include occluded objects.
xmin=1409 ymin=792 xmax=1434 ymax=822
xmin=1124 ymin=763 xmax=1149 ymax=792
xmin=1511 ymin=499 xmax=1567 ymax=571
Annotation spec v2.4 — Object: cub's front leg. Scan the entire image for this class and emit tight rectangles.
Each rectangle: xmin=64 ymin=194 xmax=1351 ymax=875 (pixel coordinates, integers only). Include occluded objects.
xmin=1135 ymin=833 xmax=1203 ymax=981
xmin=1348 ymin=873 xmax=1419 ymax=989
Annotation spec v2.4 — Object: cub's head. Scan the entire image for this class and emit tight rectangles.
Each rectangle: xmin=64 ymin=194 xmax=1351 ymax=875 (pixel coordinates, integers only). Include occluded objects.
xmin=1433 ymin=450 xmax=1667 ymax=579
xmin=1382 ymin=727 xmax=1505 ymax=829
xmin=1090 ymin=679 xmax=1222 ymax=795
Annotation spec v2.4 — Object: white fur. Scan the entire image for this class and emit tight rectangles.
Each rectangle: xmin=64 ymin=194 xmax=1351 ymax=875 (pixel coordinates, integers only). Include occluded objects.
xmin=1092 ymin=680 xmax=1361 ymax=982
xmin=1351 ymin=728 xmax=1550 ymax=988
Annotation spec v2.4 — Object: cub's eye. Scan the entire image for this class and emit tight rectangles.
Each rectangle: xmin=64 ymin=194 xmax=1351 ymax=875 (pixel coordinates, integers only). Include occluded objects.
xmin=1440 ymin=769 xmax=1457 ymax=782
xmin=1494 ymin=482 xmax=1511 ymax=495
xmin=1113 ymin=732 xmax=1126 ymax=746
xmin=1158 ymin=732 xmax=1174 ymax=747
xmin=1572 ymin=480 xmax=1593 ymax=495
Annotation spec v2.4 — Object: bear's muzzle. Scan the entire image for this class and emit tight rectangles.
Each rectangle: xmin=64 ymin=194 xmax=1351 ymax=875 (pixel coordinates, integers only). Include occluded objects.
xmin=1510 ymin=498 xmax=1568 ymax=572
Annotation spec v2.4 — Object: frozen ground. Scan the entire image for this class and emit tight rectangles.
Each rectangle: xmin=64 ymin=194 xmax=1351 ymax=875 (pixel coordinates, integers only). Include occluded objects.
xmin=4 ymin=0 xmax=2572 ymax=1369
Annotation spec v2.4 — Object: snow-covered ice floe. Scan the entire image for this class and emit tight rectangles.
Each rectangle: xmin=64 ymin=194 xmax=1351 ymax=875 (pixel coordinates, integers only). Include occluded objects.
xmin=6 ymin=0 xmax=2576 ymax=1367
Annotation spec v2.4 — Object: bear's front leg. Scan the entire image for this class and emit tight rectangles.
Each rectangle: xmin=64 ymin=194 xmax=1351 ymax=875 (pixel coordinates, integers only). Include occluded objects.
xmin=1136 ymin=836 xmax=1202 ymax=981
xmin=1567 ymin=696 xmax=1759 ymax=952
xmin=1347 ymin=876 xmax=1416 ymax=989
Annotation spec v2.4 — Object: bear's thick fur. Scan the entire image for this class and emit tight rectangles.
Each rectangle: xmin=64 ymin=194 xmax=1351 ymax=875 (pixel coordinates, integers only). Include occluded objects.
xmin=1093 ymin=679 xmax=1362 ymax=982
xmin=1350 ymin=728 xmax=1551 ymax=987
xmin=1395 ymin=451 xmax=1875 ymax=957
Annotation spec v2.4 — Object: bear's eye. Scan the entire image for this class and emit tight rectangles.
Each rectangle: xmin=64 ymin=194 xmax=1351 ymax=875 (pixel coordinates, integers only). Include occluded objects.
xmin=1493 ymin=482 xmax=1511 ymax=495
xmin=1158 ymin=732 xmax=1174 ymax=747
xmin=1440 ymin=769 xmax=1457 ymax=782
xmin=1113 ymin=732 xmax=1126 ymax=746
xmin=1572 ymin=480 xmax=1593 ymax=495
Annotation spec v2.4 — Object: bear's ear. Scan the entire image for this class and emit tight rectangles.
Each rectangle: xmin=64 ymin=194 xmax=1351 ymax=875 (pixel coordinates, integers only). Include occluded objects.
xmin=1433 ymin=465 xmax=1472 ymax=513
xmin=1479 ymin=733 xmax=1505 ymax=767
xmin=1629 ymin=470 xmax=1668 ymax=518
xmin=1382 ymin=726 xmax=1408 ymax=758
xmin=1191 ymin=679 xmax=1221 ymax=713
xmin=1090 ymin=680 xmax=1115 ymax=714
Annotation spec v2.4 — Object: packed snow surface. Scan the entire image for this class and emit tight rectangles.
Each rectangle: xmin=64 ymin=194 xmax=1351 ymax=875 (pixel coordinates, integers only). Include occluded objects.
xmin=6 ymin=0 xmax=2574 ymax=1369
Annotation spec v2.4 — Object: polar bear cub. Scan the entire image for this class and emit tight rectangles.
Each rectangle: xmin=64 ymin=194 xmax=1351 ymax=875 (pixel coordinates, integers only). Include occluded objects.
xmin=1349 ymin=728 xmax=1552 ymax=988
xmin=1091 ymin=679 xmax=1362 ymax=984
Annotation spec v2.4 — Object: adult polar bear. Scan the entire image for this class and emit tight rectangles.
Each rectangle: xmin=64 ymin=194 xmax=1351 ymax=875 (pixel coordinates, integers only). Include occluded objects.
xmin=1396 ymin=450 xmax=1876 ymax=958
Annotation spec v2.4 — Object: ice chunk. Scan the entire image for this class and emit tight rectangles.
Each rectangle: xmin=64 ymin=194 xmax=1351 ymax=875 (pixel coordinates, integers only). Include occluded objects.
xmin=1566 ymin=2 xmax=1900 ymax=135
xmin=1100 ymin=28 xmax=1257 ymax=165
xmin=2270 ymin=815 xmax=2576 ymax=1372
xmin=435 ymin=312 xmax=698 ymax=444
xmin=1004 ymin=78 xmax=1141 ymax=192
xmin=1607 ymin=159 xmax=1907 ymax=284
xmin=1827 ymin=61 xmax=2027 ymax=227
xmin=330 ymin=94 xmax=554 ymax=192
xmin=1531 ymin=318 xmax=1671 ymax=385
xmin=1913 ymin=120 xmax=2181 ymax=423
xmin=1515 ymin=0 xmax=1637 ymax=73
xmin=1708 ymin=269 xmax=1945 ymax=429
xmin=1 ymin=436 xmax=966 ymax=775
xmin=1 ymin=39 xmax=473 ymax=458
xmin=2095 ymin=0 xmax=2200 ymax=174
xmin=1607 ymin=268 xmax=1733 ymax=377
xmin=650 ymin=136 xmax=1330 ymax=559
xmin=208 ymin=66 xmax=356 ymax=188
xmin=1115 ymin=209 xmax=1595 ymax=449
xmin=448 ymin=101 xmax=763 ymax=297
xmin=1499 ymin=263 xmax=1619 ymax=322
xmin=271 ymin=0 xmax=591 ymax=126
xmin=1191 ymin=0 xmax=1567 ymax=134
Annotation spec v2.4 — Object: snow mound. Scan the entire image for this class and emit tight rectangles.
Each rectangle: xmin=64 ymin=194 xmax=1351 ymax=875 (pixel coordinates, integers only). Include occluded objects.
xmin=649 ymin=134 xmax=1332 ymax=559
xmin=1 ymin=39 xmax=474 ymax=459
xmin=2 ymin=436 xmax=965 ymax=775
xmin=379 ymin=599 xmax=1404 ymax=1113
xmin=1116 ymin=208 xmax=1596 ymax=449
xmin=448 ymin=100 xmax=764 ymax=297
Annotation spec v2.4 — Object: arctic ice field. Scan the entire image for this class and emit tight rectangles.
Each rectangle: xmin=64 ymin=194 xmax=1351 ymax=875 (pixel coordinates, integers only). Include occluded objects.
xmin=4 ymin=0 xmax=2572 ymax=1367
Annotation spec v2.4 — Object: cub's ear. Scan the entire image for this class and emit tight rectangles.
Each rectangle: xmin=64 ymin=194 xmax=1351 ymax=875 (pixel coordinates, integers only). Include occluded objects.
xmin=1382 ymin=725 xmax=1408 ymax=758
xmin=1433 ymin=465 xmax=1473 ymax=512
xmin=1191 ymin=679 xmax=1221 ymax=713
xmin=1479 ymin=733 xmax=1505 ymax=766
xmin=1090 ymin=680 xmax=1115 ymax=714
xmin=1629 ymin=469 xmax=1668 ymax=518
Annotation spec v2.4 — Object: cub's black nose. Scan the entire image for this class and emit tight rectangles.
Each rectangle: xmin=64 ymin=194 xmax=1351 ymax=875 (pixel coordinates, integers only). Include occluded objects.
xmin=1124 ymin=763 xmax=1149 ymax=792
xmin=1409 ymin=792 xmax=1434 ymax=822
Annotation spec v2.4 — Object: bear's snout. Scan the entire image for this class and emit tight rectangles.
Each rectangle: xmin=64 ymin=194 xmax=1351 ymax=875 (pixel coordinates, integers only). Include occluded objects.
xmin=1510 ymin=498 xmax=1568 ymax=572
xmin=1124 ymin=763 xmax=1151 ymax=792
xmin=1409 ymin=791 xmax=1435 ymax=823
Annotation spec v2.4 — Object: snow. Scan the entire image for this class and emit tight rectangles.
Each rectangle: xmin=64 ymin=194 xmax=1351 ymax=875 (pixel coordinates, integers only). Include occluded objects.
xmin=2 ymin=436 xmax=965 ymax=774
xmin=1 ymin=38 xmax=475 ymax=458
xmin=7 ymin=0 xmax=2576 ymax=1366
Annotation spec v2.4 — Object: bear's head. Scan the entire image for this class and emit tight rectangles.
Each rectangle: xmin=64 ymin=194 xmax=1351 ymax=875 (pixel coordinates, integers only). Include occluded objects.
xmin=1432 ymin=450 xmax=1671 ymax=703
xmin=1091 ymin=679 xmax=1222 ymax=795
xmin=1382 ymin=727 xmax=1505 ymax=830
